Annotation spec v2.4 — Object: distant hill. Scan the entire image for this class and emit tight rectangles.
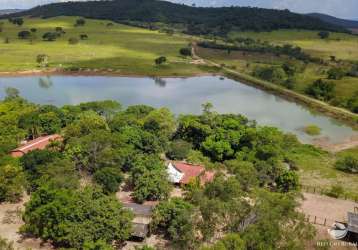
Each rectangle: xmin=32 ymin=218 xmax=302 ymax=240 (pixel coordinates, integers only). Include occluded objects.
xmin=5 ymin=0 xmax=345 ymax=36
xmin=0 ymin=9 xmax=23 ymax=15
xmin=307 ymin=13 xmax=358 ymax=29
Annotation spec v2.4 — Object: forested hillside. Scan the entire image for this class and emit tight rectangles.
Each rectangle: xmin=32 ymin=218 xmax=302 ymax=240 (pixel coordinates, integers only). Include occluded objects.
xmin=5 ymin=0 xmax=345 ymax=36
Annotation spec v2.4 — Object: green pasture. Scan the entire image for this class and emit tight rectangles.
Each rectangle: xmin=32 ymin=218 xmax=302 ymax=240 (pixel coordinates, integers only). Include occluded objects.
xmin=0 ymin=16 xmax=202 ymax=76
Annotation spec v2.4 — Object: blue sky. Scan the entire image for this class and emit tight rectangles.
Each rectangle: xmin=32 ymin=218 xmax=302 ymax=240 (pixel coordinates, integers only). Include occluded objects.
xmin=1 ymin=0 xmax=357 ymax=19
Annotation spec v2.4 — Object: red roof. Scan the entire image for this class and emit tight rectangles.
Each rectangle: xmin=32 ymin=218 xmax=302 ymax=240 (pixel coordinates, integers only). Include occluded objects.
xmin=11 ymin=134 xmax=62 ymax=157
xmin=172 ymin=162 xmax=215 ymax=185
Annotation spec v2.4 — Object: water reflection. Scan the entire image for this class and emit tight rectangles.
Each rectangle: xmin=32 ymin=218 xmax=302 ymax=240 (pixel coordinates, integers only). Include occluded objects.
xmin=153 ymin=77 xmax=166 ymax=88
xmin=38 ymin=76 xmax=53 ymax=89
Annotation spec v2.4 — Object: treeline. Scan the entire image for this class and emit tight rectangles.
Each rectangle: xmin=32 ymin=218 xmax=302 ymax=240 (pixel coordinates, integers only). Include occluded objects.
xmin=6 ymin=0 xmax=346 ymax=36
xmin=0 ymin=91 xmax=317 ymax=249
xmin=198 ymin=39 xmax=320 ymax=63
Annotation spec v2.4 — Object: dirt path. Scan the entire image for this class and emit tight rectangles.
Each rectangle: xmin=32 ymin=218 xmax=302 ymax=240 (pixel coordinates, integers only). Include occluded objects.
xmin=0 ymin=195 xmax=52 ymax=250
xmin=300 ymin=192 xmax=358 ymax=224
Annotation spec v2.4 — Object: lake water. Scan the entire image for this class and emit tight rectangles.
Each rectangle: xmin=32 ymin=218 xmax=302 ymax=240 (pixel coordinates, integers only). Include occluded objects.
xmin=0 ymin=75 xmax=356 ymax=144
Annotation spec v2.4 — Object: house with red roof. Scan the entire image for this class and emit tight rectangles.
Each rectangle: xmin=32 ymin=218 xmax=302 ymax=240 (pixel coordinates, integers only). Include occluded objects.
xmin=167 ymin=161 xmax=215 ymax=185
xmin=10 ymin=134 xmax=62 ymax=158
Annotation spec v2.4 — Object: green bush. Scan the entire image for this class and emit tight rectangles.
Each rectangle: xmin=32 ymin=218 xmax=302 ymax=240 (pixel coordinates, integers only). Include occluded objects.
xmin=253 ymin=66 xmax=286 ymax=83
xmin=305 ymin=79 xmax=336 ymax=101
xmin=325 ymin=184 xmax=344 ymax=198
xmin=335 ymin=154 xmax=358 ymax=173
xmin=167 ymin=140 xmax=193 ymax=160
xmin=327 ymin=68 xmax=346 ymax=80
xmin=94 ymin=167 xmax=124 ymax=194
xmin=68 ymin=37 xmax=79 ymax=45
xmin=179 ymin=47 xmax=192 ymax=57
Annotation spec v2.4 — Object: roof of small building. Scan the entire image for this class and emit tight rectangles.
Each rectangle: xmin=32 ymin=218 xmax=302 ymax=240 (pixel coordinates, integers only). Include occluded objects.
xmin=11 ymin=134 xmax=62 ymax=155
xmin=123 ymin=203 xmax=153 ymax=217
xmin=171 ymin=162 xmax=215 ymax=184
xmin=348 ymin=212 xmax=358 ymax=233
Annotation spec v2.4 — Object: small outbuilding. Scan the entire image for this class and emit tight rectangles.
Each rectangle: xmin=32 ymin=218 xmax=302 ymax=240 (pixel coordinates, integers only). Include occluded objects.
xmin=348 ymin=212 xmax=358 ymax=234
xmin=10 ymin=134 xmax=62 ymax=157
xmin=167 ymin=162 xmax=215 ymax=185
xmin=123 ymin=202 xmax=154 ymax=239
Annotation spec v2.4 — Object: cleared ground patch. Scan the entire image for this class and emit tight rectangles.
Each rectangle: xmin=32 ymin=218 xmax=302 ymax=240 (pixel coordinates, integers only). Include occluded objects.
xmin=0 ymin=17 xmax=203 ymax=76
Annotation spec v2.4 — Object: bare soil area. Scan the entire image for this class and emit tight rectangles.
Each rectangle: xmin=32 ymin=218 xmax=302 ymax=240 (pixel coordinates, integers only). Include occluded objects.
xmin=0 ymin=195 xmax=53 ymax=250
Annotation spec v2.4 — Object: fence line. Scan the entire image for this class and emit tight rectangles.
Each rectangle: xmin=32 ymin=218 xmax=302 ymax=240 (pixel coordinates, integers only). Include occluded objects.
xmin=305 ymin=214 xmax=340 ymax=227
xmin=300 ymin=185 xmax=358 ymax=203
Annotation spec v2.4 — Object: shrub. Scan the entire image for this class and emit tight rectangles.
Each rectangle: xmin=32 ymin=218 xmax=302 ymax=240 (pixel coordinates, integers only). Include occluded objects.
xmin=303 ymin=125 xmax=321 ymax=136
xmin=155 ymin=56 xmax=167 ymax=65
xmin=18 ymin=30 xmax=31 ymax=39
xmin=318 ymin=31 xmax=330 ymax=39
xmin=166 ymin=140 xmax=193 ymax=160
xmin=325 ymin=184 xmax=344 ymax=198
xmin=327 ymin=68 xmax=345 ymax=80
xmin=253 ymin=66 xmax=285 ymax=83
xmin=42 ymin=32 xmax=57 ymax=41
xmin=68 ymin=37 xmax=79 ymax=45
xmin=80 ymin=34 xmax=89 ymax=40
xmin=36 ymin=54 xmax=49 ymax=67
xmin=335 ymin=154 xmax=358 ymax=173
xmin=305 ymin=79 xmax=336 ymax=101
xmin=93 ymin=167 xmax=124 ymax=194
xmin=75 ymin=18 xmax=86 ymax=26
xmin=30 ymin=28 xmax=37 ymax=33
xmin=179 ymin=47 xmax=192 ymax=57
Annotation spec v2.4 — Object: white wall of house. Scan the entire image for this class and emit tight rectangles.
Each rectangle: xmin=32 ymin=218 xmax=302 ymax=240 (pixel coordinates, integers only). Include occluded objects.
xmin=167 ymin=162 xmax=184 ymax=183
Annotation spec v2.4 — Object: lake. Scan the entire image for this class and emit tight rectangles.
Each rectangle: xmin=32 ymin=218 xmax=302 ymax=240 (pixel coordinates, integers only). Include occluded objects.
xmin=0 ymin=75 xmax=356 ymax=145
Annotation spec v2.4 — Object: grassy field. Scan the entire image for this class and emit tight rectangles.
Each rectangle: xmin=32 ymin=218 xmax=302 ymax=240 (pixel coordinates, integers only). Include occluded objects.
xmin=291 ymin=145 xmax=358 ymax=199
xmin=229 ymin=29 xmax=358 ymax=60
xmin=197 ymin=29 xmax=358 ymax=101
xmin=0 ymin=16 xmax=204 ymax=76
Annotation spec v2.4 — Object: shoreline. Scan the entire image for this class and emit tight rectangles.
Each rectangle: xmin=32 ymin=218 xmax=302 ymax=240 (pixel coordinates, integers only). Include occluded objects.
xmin=0 ymin=68 xmax=215 ymax=78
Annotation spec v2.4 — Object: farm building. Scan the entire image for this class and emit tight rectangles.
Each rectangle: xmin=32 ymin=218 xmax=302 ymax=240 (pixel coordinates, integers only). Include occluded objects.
xmin=348 ymin=212 xmax=358 ymax=235
xmin=10 ymin=134 xmax=62 ymax=157
xmin=167 ymin=162 xmax=215 ymax=185
xmin=123 ymin=202 xmax=154 ymax=239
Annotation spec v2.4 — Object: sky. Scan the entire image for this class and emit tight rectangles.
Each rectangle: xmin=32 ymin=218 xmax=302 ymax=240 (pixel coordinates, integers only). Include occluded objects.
xmin=1 ymin=0 xmax=357 ymax=19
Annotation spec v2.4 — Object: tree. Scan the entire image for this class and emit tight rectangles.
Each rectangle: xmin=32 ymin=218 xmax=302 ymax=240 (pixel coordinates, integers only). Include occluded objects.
xmin=275 ymin=170 xmax=299 ymax=192
xmin=76 ymin=18 xmax=86 ymax=26
xmin=305 ymin=79 xmax=336 ymax=101
xmin=80 ymin=34 xmax=89 ymax=40
xmin=201 ymin=233 xmax=245 ymax=250
xmin=18 ymin=30 xmax=31 ymax=39
xmin=0 ymin=164 xmax=25 ymax=203
xmin=42 ymin=32 xmax=57 ymax=41
xmin=166 ymin=139 xmax=193 ymax=160
xmin=132 ymin=168 xmax=172 ymax=203
xmin=155 ymin=56 xmax=167 ymax=65
xmin=21 ymin=187 xmax=133 ymax=249
xmin=179 ymin=47 xmax=192 ymax=57
xmin=36 ymin=54 xmax=49 ymax=67
xmin=30 ymin=28 xmax=37 ymax=33
xmin=94 ymin=167 xmax=124 ymax=194
xmin=152 ymin=198 xmax=197 ymax=248
xmin=327 ymin=67 xmax=345 ymax=80
xmin=318 ymin=31 xmax=330 ymax=39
